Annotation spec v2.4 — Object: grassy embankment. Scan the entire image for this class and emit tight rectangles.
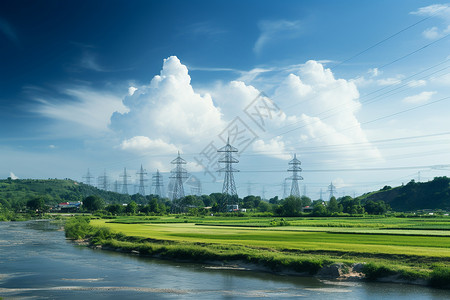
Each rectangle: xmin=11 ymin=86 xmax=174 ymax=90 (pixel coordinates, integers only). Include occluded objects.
xmin=65 ymin=215 xmax=450 ymax=288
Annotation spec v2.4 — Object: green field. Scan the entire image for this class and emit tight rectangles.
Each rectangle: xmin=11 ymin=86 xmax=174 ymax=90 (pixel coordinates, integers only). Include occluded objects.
xmin=90 ymin=216 xmax=450 ymax=260
xmin=80 ymin=216 xmax=450 ymax=285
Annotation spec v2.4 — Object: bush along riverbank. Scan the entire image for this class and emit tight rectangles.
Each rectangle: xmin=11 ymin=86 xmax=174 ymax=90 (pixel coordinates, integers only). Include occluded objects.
xmin=65 ymin=217 xmax=450 ymax=289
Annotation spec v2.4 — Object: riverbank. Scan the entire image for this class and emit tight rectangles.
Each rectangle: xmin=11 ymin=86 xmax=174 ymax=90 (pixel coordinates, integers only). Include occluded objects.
xmin=76 ymin=236 xmax=436 ymax=287
xmin=65 ymin=216 xmax=450 ymax=289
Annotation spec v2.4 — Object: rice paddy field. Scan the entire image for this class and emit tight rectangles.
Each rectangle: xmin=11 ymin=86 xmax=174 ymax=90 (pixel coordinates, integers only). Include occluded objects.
xmin=89 ymin=216 xmax=450 ymax=265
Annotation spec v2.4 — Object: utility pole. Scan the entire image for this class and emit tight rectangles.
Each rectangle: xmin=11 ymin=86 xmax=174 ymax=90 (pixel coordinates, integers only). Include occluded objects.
xmin=152 ymin=169 xmax=164 ymax=198
xmin=83 ymin=168 xmax=94 ymax=186
xmin=137 ymin=164 xmax=147 ymax=196
xmin=288 ymin=154 xmax=303 ymax=197
xmin=120 ymin=167 xmax=131 ymax=194
xmin=170 ymin=152 xmax=188 ymax=200
xmin=320 ymin=189 xmax=323 ymax=200
xmin=113 ymin=180 xmax=119 ymax=193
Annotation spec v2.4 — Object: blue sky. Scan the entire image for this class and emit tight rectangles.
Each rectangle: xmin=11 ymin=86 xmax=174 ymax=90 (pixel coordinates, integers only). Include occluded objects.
xmin=1 ymin=0 xmax=450 ymax=199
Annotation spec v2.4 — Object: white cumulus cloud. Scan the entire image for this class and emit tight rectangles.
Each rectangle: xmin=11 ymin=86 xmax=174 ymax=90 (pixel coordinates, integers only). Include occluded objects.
xmin=111 ymin=56 xmax=228 ymax=169
xmin=120 ymin=136 xmax=178 ymax=154
xmin=252 ymin=137 xmax=291 ymax=160
xmin=9 ymin=172 xmax=19 ymax=180
xmin=411 ymin=4 xmax=450 ymax=39
xmin=402 ymin=91 xmax=436 ymax=104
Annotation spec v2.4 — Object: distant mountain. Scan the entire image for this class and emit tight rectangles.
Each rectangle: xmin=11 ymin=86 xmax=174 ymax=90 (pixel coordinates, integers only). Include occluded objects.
xmin=357 ymin=177 xmax=450 ymax=211
xmin=0 ymin=178 xmax=135 ymax=210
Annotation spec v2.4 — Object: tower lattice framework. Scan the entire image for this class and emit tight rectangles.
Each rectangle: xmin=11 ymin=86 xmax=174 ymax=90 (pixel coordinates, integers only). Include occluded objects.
xmin=137 ymin=164 xmax=147 ymax=196
xmin=120 ymin=167 xmax=130 ymax=194
xmin=83 ymin=168 xmax=94 ymax=186
xmin=170 ymin=152 xmax=188 ymax=200
xmin=328 ymin=182 xmax=336 ymax=200
xmin=152 ymin=169 xmax=165 ymax=198
xmin=288 ymin=154 xmax=303 ymax=198
xmin=98 ymin=169 xmax=108 ymax=191
xmin=217 ymin=137 xmax=239 ymax=196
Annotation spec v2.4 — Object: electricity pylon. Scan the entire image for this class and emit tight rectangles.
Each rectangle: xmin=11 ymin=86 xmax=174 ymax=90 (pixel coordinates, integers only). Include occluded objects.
xmin=137 ymin=164 xmax=147 ymax=196
xmin=288 ymin=154 xmax=303 ymax=197
xmin=170 ymin=152 xmax=188 ymax=200
xmin=152 ymin=169 xmax=165 ymax=198
xmin=83 ymin=168 xmax=94 ymax=186
xmin=120 ymin=167 xmax=131 ymax=194
xmin=217 ymin=137 xmax=239 ymax=196
xmin=328 ymin=182 xmax=336 ymax=200
xmin=98 ymin=169 xmax=108 ymax=191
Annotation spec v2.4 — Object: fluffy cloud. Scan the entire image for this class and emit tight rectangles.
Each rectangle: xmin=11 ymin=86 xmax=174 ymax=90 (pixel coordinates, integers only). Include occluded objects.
xmin=252 ymin=137 xmax=291 ymax=160
xmin=411 ymin=4 xmax=450 ymax=39
xmin=402 ymin=91 xmax=436 ymax=104
xmin=120 ymin=136 xmax=178 ymax=154
xmin=407 ymin=79 xmax=427 ymax=87
xmin=111 ymin=56 xmax=227 ymax=157
xmin=272 ymin=60 xmax=381 ymax=163
xmin=9 ymin=172 xmax=19 ymax=180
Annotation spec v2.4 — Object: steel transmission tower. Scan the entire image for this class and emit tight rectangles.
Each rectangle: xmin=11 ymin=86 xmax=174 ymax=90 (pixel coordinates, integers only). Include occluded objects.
xmin=282 ymin=179 xmax=288 ymax=199
xmin=328 ymin=182 xmax=336 ymax=200
xmin=170 ymin=152 xmax=188 ymax=200
xmin=120 ymin=167 xmax=131 ymax=194
xmin=217 ymin=137 xmax=239 ymax=196
xmin=186 ymin=175 xmax=202 ymax=196
xmin=288 ymin=154 xmax=303 ymax=197
xmin=83 ymin=168 xmax=94 ymax=186
xmin=98 ymin=170 xmax=108 ymax=191
xmin=137 ymin=164 xmax=147 ymax=196
xmin=113 ymin=180 xmax=119 ymax=193
xmin=152 ymin=169 xmax=165 ymax=198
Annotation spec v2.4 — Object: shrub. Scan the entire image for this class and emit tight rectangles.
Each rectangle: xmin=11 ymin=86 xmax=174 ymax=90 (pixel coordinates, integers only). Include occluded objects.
xmin=430 ymin=266 xmax=450 ymax=288
xmin=65 ymin=217 xmax=92 ymax=240
xmin=362 ymin=262 xmax=396 ymax=280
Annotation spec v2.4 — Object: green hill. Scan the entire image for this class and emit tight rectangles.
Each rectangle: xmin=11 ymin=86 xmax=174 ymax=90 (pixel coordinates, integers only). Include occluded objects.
xmin=358 ymin=177 xmax=450 ymax=212
xmin=0 ymin=178 xmax=134 ymax=211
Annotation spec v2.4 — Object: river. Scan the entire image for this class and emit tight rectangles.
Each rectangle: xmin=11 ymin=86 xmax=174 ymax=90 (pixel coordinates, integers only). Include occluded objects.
xmin=0 ymin=220 xmax=448 ymax=299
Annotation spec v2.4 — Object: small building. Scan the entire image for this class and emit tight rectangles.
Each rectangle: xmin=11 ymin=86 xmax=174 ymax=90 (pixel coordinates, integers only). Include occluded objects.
xmin=302 ymin=206 xmax=313 ymax=213
xmin=226 ymin=204 xmax=239 ymax=212
xmin=57 ymin=202 xmax=81 ymax=213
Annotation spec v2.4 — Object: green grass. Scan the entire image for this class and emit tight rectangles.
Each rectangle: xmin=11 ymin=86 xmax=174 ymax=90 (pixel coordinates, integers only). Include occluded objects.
xmin=79 ymin=215 xmax=450 ymax=287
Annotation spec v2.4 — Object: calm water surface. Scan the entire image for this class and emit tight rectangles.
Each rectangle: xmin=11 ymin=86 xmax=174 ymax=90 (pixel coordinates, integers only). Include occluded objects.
xmin=0 ymin=220 xmax=448 ymax=299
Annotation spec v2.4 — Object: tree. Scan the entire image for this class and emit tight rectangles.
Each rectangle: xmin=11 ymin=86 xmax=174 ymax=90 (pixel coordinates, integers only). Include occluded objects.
xmin=125 ymin=201 xmax=138 ymax=214
xmin=280 ymin=196 xmax=303 ymax=216
xmin=300 ymin=195 xmax=312 ymax=207
xmin=364 ymin=200 xmax=388 ymax=215
xmin=269 ymin=196 xmax=279 ymax=205
xmin=148 ymin=198 xmax=160 ymax=213
xmin=257 ymin=201 xmax=270 ymax=212
xmin=312 ymin=201 xmax=327 ymax=216
xmin=106 ymin=203 xmax=124 ymax=215
xmin=339 ymin=196 xmax=364 ymax=214
xmin=27 ymin=196 xmax=46 ymax=212
xmin=83 ymin=195 xmax=105 ymax=212
xmin=327 ymin=196 xmax=342 ymax=214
